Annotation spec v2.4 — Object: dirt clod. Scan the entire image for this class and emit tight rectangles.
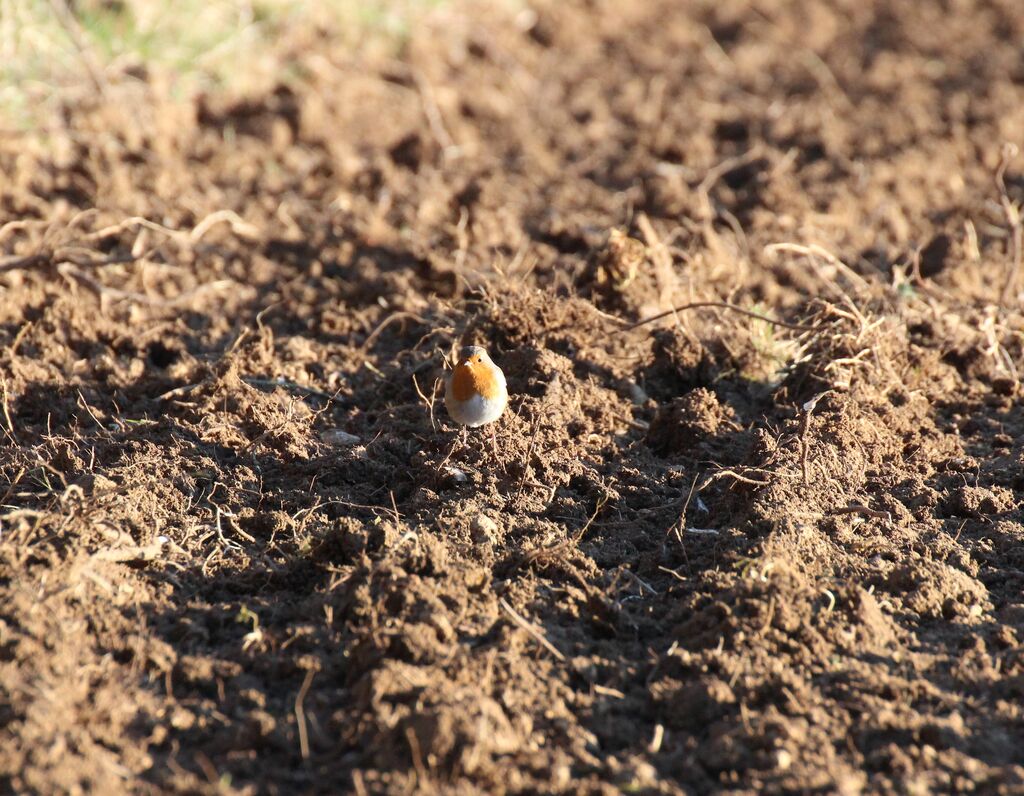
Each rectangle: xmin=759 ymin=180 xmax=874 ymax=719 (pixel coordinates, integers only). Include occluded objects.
xmin=647 ymin=387 xmax=732 ymax=454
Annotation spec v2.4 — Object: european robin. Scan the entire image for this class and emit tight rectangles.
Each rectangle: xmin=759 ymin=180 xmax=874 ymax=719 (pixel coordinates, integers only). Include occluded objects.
xmin=445 ymin=345 xmax=507 ymax=449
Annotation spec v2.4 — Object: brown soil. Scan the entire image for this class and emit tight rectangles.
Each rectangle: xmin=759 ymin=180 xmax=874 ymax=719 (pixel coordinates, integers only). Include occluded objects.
xmin=3 ymin=0 xmax=1024 ymax=793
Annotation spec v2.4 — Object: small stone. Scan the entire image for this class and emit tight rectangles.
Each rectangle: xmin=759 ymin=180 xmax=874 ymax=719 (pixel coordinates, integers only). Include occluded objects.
xmin=169 ymin=707 xmax=195 ymax=730
xmin=616 ymin=759 xmax=658 ymax=787
xmin=775 ymin=748 xmax=792 ymax=770
xmin=320 ymin=429 xmax=360 ymax=446
xmin=550 ymin=763 xmax=571 ymax=789
xmin=626 ymin=382 xmax=649 ymax=405
xmin=447 ymin=466 xmax=468 ymax=483
xmin=471 ymin=514 xmax=499 ymax=544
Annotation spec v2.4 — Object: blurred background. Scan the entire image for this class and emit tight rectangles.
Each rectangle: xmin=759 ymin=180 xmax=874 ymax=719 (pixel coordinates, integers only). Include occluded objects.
xmin=1 ymin=0 xmax=443 ymax=127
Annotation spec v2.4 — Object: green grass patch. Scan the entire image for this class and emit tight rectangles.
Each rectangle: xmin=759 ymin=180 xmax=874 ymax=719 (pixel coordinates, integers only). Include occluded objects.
xmin=0 ymin=0 xmax=445 ymax=127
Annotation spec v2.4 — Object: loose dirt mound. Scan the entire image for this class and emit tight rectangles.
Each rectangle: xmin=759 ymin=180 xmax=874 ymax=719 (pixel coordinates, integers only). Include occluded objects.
xmin=2 ymin=0 xmax=1024 ymax=793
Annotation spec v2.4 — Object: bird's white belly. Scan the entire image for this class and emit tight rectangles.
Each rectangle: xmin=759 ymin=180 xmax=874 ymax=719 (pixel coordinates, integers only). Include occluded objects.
xmin=446 ymin=389 xmax=507 ymax=427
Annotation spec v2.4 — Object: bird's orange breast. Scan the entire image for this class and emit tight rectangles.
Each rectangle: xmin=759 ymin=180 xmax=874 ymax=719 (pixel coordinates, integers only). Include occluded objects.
xmin=451 ymin=361 xmax=501 ymax=401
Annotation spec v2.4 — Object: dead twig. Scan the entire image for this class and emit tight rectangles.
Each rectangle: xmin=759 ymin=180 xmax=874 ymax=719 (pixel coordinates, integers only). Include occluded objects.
xmin=702 ymin=468 xmax=770 ymax=487
xmin=514 ymin=406 xmax=544 ymax=500
xmin=8 ymin=321 xmax=33 ymax=358
xmin=622 ymin=568 xmax=659 ymax=596
xmin=58 ymin=263 xmax=236 ymax=307
xmin=832 ymin=504 xmax=891 ymax=521
xmin=618 ymin=301 xmax=821 ymax=334
xmin=361 ymin=311 xmax=427 ymax=352
xmin=91 ymin=538 xmax=170 ymax=563
xmin=649 ymin=724 xmax=665 ymax=754
xmin=412 ymin=373 xmax=439 ymax=431
xmin=573 ymin=493 xmax=609 ymax=543
xmin=0 ymin=249 xmax=136 ymax=275
xmin=410 ymin=67 xmax=458 ymax=156
xmin=764 ymin=242 xmax=871 ymax=293
xmin=294 ymin=669 xmax=315 ymax=762
xmin=995 ymin=143 xmax=1022 ymax=306
xmin=84 ymin=216 xmax=185 ymax=243
xmin=636 ymin=212 xmax=675 ymax=308
xmin=498 ymin=597 xmax=565 ymax=661
xmin=158 ymin=383 xmax=204 ymax=402
xmin=189 ymin=209 xmax=260 ymax=242
xmin=0 ymin=219 xmax=47 ymax=246
xmin=761 ymin=596 xmax=776 ymax=632
xmin=670 ymin=473 xmax=701 ymax=541
xmin=521 ymin=492 xmax=609 ymax=569
xmin=593 ymin=684 xmax=626 ymax=699
xmin=243 ymin=377 xmax=339 ymax=403
xmin=405 ymin=727 xmax=430 ymax=790
xmin=0 ymin=253 xmax=48 ymax=273
xmin=799 ymin=391 xmax=831 ymax=485
xmin=0 ymin=468 xmax=27 ymax=510
xmin=0 ymin=208 xmax=261 ymax=282
xmin=0 ymin=375 xmax=16 ymax=445
xmin=46 ymin=0 xmax=109 ymax=97
xmin=695 ymin=146 xmax=764 ymax=220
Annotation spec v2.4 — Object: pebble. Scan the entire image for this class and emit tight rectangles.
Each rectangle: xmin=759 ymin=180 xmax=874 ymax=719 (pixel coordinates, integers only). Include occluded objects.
xmin=471 ymin=514 xmax=499 ymax=544
xmin=626 ymin=382 xmax=649 ymax=405
xmin=320 ymin=429 xmax=360 ymax=446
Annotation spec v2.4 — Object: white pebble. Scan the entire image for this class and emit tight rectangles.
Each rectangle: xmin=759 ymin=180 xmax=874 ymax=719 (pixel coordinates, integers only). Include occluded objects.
xmin=447 ymin=466 xmax=468 ymax=483
xmin=320 ymin=429 xmax=360 ymax=446
xmin=626 ymin=382 xmax=649 ymax=405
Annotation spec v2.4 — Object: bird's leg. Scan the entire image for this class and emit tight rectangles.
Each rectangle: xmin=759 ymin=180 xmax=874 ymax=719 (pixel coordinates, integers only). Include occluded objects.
xmin=490 ymin=423 xmax=498 ymax=457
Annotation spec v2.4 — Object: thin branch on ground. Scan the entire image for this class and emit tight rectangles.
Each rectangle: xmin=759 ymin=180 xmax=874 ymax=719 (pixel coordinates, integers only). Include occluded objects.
xmin=410 ymin=67 xmax=458 ymax=155
xmin=58 ymin=263 xmax=236 ymax=307
xmin=242 ymin=377 xmax=340 ymax=403
xmin=764 ymin=242 xmax=872 ymax=293
xmin=995 ymin=143 xmax=1022 ymax=306
xmin=46 ymin=0 xmax=109 ymax=97
xmin=294 ymin=669 xmax=315 ymax=762
xmin=412 ymin=373 xmax=439 ymax=431
xmin=799 ymin=391 xmax=831 ymax=485
xmin=498 ymin=597 xmax=565 ymax=661
xmin=617 ymin=301 xmax=822 ymax=334
xmin=703 ymin=468 xmax=770 ymax=487
xmin=0 ymin=375 xmax=16 ymax=445
xmin=361 ymin=311 xmax=428 ymax=352
xmin=832 ymin=504 xmax=891 ymax=521
xmin=695 ymin=146 xmax=764 ymax=219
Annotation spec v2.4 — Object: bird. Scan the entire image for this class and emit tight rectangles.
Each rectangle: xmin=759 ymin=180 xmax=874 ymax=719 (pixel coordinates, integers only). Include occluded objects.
xmin=445 ymin=345 xmax=507 ymax=450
